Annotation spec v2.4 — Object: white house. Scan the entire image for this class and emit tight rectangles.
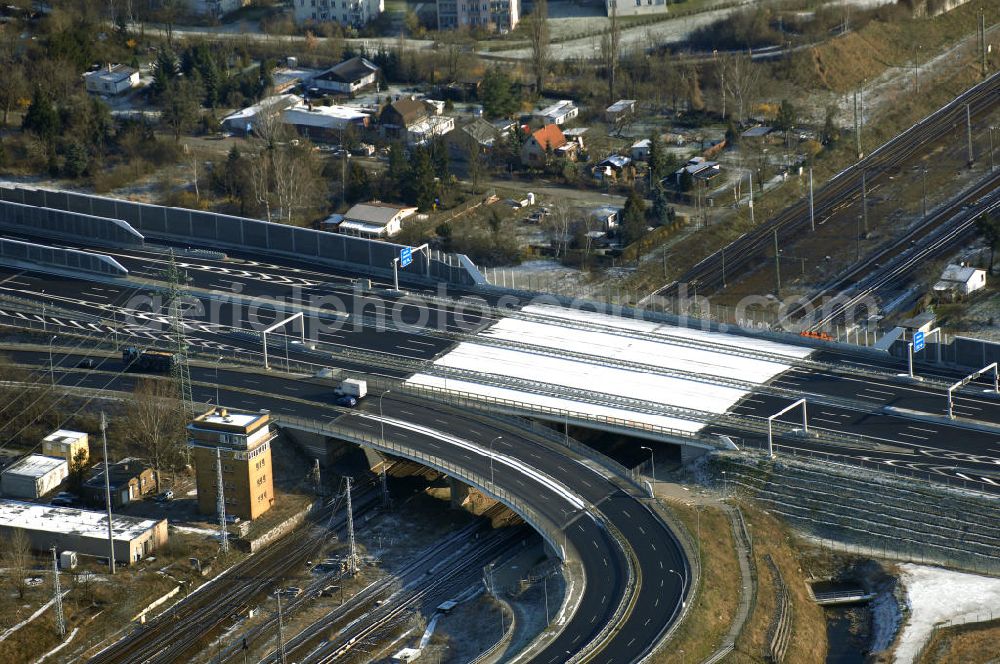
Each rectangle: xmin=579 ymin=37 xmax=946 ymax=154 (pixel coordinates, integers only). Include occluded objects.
xmin=673 ymin=157 xmax=721 ymax=185
xmin=83 ymin=64 xmax=140 ymax=96
xmin=312 ymin=57 xmax=380 ymax=95
xmin=630 ymin=138 xmax=651 ymax=161
xmin=535 ymin=100 xmax=579 ymax=125
xmin=332 ymin=202 xmax=418 ymax=238
xmin=933 ymin=264 xmax=987 ymax=297
xmin=186 ymin=0 xmax=250 ymax=17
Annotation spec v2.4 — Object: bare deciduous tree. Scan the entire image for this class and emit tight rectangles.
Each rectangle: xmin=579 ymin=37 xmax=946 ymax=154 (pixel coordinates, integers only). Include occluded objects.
xmin=2 ymin=528 xmax=33 ymax=599
xmin=721 ymin=54 xmax=760 ymax=124
xmin=123 ymin=378 xmax=187 ymax=493
xmin=527 ymin=0 xmax=550 ymax=94
xmin=600 ymin=2 xmax=621 ymax=102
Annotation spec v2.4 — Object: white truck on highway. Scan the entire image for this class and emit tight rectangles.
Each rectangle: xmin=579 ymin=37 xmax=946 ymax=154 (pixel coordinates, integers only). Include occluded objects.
xmin=335 ymin=378 xmax=367 ymax=399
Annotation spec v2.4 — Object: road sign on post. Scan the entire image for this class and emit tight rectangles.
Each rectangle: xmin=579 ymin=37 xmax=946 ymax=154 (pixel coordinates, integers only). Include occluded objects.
xmin=913 ymin=330 xmax=925 ymax=353
xmin=400 ymin=247 xmax=413 ymax=268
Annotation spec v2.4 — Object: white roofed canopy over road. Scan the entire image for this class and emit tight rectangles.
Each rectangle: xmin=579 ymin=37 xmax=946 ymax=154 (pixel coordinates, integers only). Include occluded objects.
xmin=407 ymin=304 xmax=813 ymax=435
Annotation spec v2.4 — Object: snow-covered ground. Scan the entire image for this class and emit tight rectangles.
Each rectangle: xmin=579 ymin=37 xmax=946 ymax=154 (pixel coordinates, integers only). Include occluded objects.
xmin=408 ymin=304 xmax=812 ymax=432
xmin=893 ymin=563 xmax=1000 ymax=663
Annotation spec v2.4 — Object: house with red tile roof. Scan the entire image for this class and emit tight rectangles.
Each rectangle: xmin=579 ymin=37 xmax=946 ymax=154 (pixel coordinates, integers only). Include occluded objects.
xmin=521 ymin=124 xmax=579 ymax=166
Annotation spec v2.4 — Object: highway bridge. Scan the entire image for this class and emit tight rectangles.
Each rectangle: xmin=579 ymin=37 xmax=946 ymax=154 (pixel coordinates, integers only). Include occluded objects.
xmin=2 ymin=75 xmax=1000 ymax=660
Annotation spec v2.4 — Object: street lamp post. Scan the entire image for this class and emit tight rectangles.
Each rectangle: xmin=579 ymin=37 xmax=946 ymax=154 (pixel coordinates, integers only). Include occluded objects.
xmin=489 ymin=436 xmax=502 ymax=492
xmin=379 ymin=389 xmax=391 ymax=442
xmin=640 ymin=445 xmax=655 ymax=491
xmin=215 ymin=356 xmax=223 ymax=407
xmin=668 ymin=568 xmax=686 ymax=606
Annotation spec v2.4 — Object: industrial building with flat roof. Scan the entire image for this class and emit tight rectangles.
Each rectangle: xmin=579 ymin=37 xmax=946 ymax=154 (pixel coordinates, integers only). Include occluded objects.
xmin=0 ymin=499 xmax=167 ymax=564
xmin=41 ymin=429 xmax=90 ymax=466
xmin=1 ymin=454 xmax=68 ymax=499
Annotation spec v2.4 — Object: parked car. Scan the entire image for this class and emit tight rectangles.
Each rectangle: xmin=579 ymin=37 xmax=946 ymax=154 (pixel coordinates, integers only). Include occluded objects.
xmin=280 ymin=586 xmax=302 ymax=598
xmin=320 ymin=584 xmax=340 ymax=597
xmin=225 ymin=515 xmax=241 ymax=525
xmin=335 ymin=395 xmax=358 ymax=408
xmin=51 ymin=497 xmax=76 ymax=507
xmin=155 ymin=489 xmax=174 ymax=502
xmin=77 ymin=358 xmax=96 ymax=368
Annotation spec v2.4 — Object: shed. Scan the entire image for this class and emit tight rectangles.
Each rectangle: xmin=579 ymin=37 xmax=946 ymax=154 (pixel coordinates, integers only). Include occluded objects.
xmin=933 ymin=264 xmax=987 ymax=297
xmin=1 ymin=455 xmax=68 ymax=499
xmin=42 ymin=429 xmax=89 ymax=466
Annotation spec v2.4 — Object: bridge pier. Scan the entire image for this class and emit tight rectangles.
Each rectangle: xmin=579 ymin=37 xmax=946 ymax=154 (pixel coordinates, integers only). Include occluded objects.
xmin=681 ymin=444 xmax=711 ymax=465
xmin=448 ymin=477 xmax=470 ymax=508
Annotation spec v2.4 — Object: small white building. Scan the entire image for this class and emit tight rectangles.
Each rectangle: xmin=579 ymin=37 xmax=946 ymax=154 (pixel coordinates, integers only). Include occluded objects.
xmin=590 ymin=206 xmax=620 ymax=232
xmin=673 ymin=156 xmax=721 ymax=185
xmin=221 ymin=94 xmax=302 ymax=134
xmin=312 ymin=57 xmax=380 ymax=95
xmin=281 ymin=103 xmax=371 ymax=141
xmin=605 ymin=99 xmax=636 ymax=123
xmin=933 ymin=264 xmax=987 ymax=297
xmin=1 ymin=455 xmax=69 ymax=499
xmin=332 ymin=202 xmax=419 ymax=238
xmin=83 ymin=64 xmax=140 ymax=96
xmin=630 ymin=139 xmax=651 ymax=161
xmin=535 ymin=100 xmax=579 ymax=126
xmin=41 ymin=430 xmax=89 ymax=466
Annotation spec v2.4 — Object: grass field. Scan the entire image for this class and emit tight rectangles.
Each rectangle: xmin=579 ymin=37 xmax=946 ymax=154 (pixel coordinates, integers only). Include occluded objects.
xmin=917 ymin=618 xmax=1000 ymax=663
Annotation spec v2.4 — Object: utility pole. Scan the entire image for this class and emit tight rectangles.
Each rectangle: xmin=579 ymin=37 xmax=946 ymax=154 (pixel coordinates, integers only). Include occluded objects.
xmin=853 ymin=91 xmax=861 ymax=159
xmin=981 ymin=9 xmax=988 ymax=77
xmin=922 ymin=166 xmax=928 ymax=218
xmin=721 ymin=247 xmax=727 ymax=289
xmin=967 ymin=103 xmax=975 ymax=166
xmin=991 ymin=126 xmax=996 ymax=172
xmin=808 ymin=167 xmax=815 ymax=232
xmin=748 ymin=171 xmax=755 ymax=225
xmin=216 ymin=448 xmax=229 ymax=554
xmin=100 ymin=412 xmax=115 ymax=575
xmin=275 ymin=593 xmax=286 ymax=664
xmin=773 ymin=228 xmax=781 ymax=295
xmin=345 ymin=477 xmax=359 ymax=575
xmin=164 ymin=250 xmax=194 ymax=423
xmin=861 ymin=170 xmax=868 ymax=234
xmin=50 ymin=547 xmax=66 ymax=638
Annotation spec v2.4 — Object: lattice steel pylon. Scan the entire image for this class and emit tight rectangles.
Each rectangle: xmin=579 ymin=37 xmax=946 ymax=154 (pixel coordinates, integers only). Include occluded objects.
xmin=163 ymin=249 xmax=194 ymax=418
xmin=345 ymin=477 xmax=359 ymax=575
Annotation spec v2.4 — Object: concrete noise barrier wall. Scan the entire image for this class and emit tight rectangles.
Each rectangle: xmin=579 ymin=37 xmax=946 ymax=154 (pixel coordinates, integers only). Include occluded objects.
xmin=0 ymin=183 xmax=485 ymax=288
xmin=0 ymin=237 xmax=128 ymax=277
xmin=0 ymin=198 xmax=145 ymax=248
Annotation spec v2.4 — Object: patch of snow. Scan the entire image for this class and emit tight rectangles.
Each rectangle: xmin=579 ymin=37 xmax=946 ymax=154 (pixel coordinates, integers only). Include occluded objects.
xmin=893 ymin=563 xmax=1000 ymax=663
xmin=34 ymin=626 xmax=79 ymax=663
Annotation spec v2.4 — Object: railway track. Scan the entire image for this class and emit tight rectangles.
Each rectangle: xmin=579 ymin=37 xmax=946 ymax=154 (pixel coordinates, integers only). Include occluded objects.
xmin=86 ymin=480 xmax=382 ymax=664
xmin=786 ymin=169 xmax=1000 ymax=329
xmin=220 ymin=503 xmax=517 ymax=664
xmin=308 ymin=527 xmax=527 ymax=664
xmin=662 ymin=71 xmax=1000 ymax=298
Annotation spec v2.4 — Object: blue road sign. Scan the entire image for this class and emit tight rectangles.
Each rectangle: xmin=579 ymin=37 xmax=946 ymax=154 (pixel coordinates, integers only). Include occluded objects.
xmin=913 ymin=330 xmax=925 ymax=353
xmin=400 ymin=247 xmax=413 ymax=268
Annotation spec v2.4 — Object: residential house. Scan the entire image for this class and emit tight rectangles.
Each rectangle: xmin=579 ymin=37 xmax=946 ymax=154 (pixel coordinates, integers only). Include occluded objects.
xmin=535 ymin=100 xmax=579 ymax=126
xmin=446 ymin=118 xmax=503 ymax=157
xmin=673 ymin=157 xmax=721 ymax=186
xmin=329 ymin=202 xmax=419 ymax=238
xmin=293 ymin=0 xmax=384 ymax=27
xmin=521 ymin=124 xmax=579 ymax=166
xmin=83 ymin=64 xmax=139 ymax=96
xmin=593 ymin=155 xmax=633 ymax=182
xmin=605 ymin=99 xmax=636 ymax=124
xmin=380 ymin=98 xmax=454 ymax=145
xmin=82 ymin=458 xmax=155 ymax=509
xmin=221 ymin=94 xmax=301 ymax=135
xmin=630 ymin=139 xmax=651 ymax=161
xmin=281 ymin=102 xmax=371 ymax=142
xmin=741 ymin=125 xmax=773 ymax=140
xmin=590 ymin=206 xmax=620 ymax=232
xmin=312 ymin=57 xmax=380 ymax=95
xmin=933 ymin=264 xmax=987 ymax=298
xmin=437 ymin=0 xmax=520 ymax=32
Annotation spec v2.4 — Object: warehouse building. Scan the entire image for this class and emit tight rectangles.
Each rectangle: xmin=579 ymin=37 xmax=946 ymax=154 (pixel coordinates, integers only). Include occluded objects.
xmin=0 ymin=499 xmax=167 ymax=564
xmin=1 ymin=455 xmax=68 ymax=499
xmin=41 ymin=429 xmax=90 ymax=466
